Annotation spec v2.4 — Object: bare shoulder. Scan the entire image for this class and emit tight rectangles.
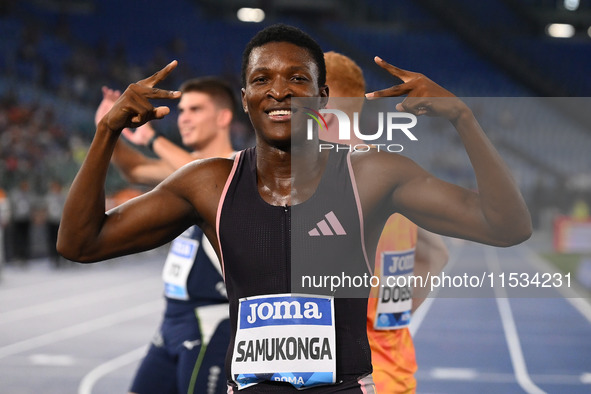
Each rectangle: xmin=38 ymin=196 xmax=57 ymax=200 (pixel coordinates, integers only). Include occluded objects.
xmin=350 ymin=148 xmax=407 ymax=165
xmin=160 ymin=157 xmax=235 ymax=194
xmin=154 ymin=157 xmax=236 ymax=224
xmin=348 ymin=148 xmax=431 ymax=213
xmin=182 ymin=156 xmax=236 ymax=177
xmin=349 ymin=149 xmax=421 ymax=186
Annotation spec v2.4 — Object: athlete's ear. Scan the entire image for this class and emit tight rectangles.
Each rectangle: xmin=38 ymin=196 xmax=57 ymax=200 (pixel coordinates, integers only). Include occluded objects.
xmin=319 ymin=85 xmax=329 ymax=109
xmin=241 ymin=88 xmax=248 ymax=113
xmin=217 ymin=108 xmax=233 ymax=128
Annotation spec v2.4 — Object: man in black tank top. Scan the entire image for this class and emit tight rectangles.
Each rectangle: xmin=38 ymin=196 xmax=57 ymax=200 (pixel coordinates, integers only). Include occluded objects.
xmin=219 ymin=147 xmax=374 ymax=392
xmin=58 ymin=24 xmax=532 ymax=393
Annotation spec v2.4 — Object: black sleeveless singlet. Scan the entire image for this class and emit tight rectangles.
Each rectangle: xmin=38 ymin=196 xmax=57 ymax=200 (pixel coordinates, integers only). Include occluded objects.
xmin=218 ymin=147 xmax=373 ymax=392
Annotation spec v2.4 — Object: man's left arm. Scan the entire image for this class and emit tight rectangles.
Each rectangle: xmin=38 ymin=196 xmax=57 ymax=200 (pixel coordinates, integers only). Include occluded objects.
xmin=365 ymin=57 xmax=532 ymax=247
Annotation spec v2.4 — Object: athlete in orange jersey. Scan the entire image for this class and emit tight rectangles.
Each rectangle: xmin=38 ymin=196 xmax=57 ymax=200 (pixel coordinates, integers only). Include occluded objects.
xmin=367 ymin=215 xmax=417 ymax=392
xmin=367 ymin=217 xmax=448 ymax=393
xmin=324 ymin=52 xmax=449 ymax=393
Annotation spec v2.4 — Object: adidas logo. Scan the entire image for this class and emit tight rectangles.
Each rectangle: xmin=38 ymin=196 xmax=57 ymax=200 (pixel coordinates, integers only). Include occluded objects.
xmin=308 ymin=211 xmax=347 ymax=236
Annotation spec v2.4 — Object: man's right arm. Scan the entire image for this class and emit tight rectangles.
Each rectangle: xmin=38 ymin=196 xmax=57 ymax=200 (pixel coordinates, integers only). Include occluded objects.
xmin=57 ymin=61 xmax=190 ymax=262
xmin=57 ymin=123 xmax=196 ymax=262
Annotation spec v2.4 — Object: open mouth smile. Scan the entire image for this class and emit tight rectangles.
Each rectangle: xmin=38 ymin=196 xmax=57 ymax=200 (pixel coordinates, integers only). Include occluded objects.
xmin=267 ymin=109 xmax=292 ymax=121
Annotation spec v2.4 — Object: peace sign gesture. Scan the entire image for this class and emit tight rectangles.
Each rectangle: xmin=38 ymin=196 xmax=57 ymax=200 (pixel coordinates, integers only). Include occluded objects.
xmin=100 ymin=60 xmax=182 ymax=132
xmin=365 ymin=57 xmax=468 ymax=123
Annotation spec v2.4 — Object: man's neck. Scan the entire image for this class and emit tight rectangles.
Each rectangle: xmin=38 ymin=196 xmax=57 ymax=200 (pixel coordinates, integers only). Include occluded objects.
xmin=255 ymin=141 xmax=329 ymax=206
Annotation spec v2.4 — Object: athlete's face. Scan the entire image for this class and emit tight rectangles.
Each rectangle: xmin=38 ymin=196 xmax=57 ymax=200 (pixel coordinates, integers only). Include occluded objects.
xmin=177 ymin=92 xmax=225 ymax=150
xmin=241 ymin=41 xmax=328 ymax=147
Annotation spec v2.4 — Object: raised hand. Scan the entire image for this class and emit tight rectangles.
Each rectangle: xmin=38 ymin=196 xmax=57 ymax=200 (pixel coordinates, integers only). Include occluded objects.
xmin=96 ymin=87 xmax=159 ymax=146
xmin=365 ymin=57 xmax=468 ymax=122
xmin=99 ymin=61 xmax=181 ymax=132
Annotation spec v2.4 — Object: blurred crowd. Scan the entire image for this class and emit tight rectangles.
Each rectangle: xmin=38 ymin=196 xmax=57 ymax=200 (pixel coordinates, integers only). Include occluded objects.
xmin=0 ymin=179 xmax=65 ymax=268
xmin=0 ymin=2 xmax=258 ymax=270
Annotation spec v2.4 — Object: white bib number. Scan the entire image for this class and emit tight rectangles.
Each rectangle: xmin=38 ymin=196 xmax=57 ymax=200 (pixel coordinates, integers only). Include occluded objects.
xmin=232 ymin=293 xmax=336 ymax=390
xmin=162 ymin=237 xmax=199 ymax=300
xmin=374 ymin=249 xmax=414 ymax=330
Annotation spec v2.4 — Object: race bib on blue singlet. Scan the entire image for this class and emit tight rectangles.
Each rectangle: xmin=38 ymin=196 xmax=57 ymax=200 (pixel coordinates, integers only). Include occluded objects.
xmin=232 ymin=294 xmax=336 ymax=390
xmin=374 ymin=249 xmax=414 ymax=330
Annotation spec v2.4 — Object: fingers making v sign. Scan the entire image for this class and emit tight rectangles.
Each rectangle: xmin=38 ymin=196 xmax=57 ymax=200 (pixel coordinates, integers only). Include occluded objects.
xmin=366 ymin=56 xmax=468 ymax=122
xmin=100 ymin=60 xmax=182 ymax=132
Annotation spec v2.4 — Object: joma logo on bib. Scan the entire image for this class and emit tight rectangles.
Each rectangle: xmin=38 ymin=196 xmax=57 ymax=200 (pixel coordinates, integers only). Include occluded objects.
xmin=247 ymin=300 xmax=322 ymax=324
xmin=384 ymin=250 xmax=414 ymax=276
xmin=239 ymin=295 xmax=333 ymax=329
xmin=170 ymin=239 xmax=196 ymax=258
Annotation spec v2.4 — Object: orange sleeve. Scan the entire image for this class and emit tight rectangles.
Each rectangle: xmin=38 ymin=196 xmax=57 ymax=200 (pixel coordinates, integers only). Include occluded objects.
xmin=367 ymin=214 xmax=418 ymax=393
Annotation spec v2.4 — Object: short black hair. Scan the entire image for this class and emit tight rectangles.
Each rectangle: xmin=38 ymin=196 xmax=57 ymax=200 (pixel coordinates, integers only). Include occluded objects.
xmin=241 ymin=24 xmax=326 ymax=88
xmin=179 ymin=77 xmax=237 ymax=115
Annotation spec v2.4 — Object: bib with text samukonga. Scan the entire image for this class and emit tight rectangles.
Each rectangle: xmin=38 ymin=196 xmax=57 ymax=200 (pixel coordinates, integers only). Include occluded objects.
xmin=232 ymin=293 xmax=336 ymax=390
